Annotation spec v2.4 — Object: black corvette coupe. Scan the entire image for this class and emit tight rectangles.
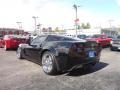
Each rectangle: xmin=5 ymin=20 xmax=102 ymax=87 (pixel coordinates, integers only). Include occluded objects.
xmin=16 ymin=35 xmax=102 ymax=75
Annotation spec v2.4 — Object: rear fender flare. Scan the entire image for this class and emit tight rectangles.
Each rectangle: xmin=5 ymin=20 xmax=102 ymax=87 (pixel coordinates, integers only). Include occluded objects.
xmin=40 ymin=47 xmax=60 ymax=70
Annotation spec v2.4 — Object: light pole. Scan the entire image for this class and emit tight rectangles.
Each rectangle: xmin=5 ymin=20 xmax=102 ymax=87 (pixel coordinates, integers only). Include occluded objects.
xmin=108 ymin=20 xmax=113 ymax=36
xmin=32 ymin=16 xmax=38 ymax=35
xmin=73 ymin=4 xmax=80 ymax=38
xmin=37 ymin=23 xmax=42 ymax=35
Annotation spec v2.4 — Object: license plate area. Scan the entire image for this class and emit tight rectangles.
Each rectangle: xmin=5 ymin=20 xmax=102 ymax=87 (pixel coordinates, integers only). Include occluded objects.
xmin=118 ymin=47 xmax=120 ymax=49
xmin=88 ymin=51 xmax=95 ymax=57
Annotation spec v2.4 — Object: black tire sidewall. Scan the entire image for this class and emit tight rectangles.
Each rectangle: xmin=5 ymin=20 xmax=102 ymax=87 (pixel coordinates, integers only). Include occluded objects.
xmin=110 ymin=46 xmax=115 ymax=51
xmin=42 ymin=51 xmax=57 ymax=75
xmin=17 ymin=47 xmax=23 ymax=59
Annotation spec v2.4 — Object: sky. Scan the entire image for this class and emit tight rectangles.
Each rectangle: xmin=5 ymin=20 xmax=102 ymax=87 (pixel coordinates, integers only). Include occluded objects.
xmin=0 ymin=0 xmax=120 ymax=31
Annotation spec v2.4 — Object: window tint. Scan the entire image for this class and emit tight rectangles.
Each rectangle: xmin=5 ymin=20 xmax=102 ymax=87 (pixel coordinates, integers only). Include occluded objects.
xmin=31 ymin=36 xmax=46 ymax=45
xmin=77 ymin=35 xmax=86 ymax=39
xmin=92 ymin=35 xmax=106 ymax=38
xmin=62 ymin=37 xmax=76 ymax=41
xmin=46 ymin=35 xmax=76 ymax=41
xmin=46 ymin=36 xmax=62 ymax=41
xmin=101 ymin=35 xmax=107 ymax=38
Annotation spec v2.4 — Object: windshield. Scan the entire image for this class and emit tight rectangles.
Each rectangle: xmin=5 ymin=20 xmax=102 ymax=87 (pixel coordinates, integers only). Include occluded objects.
xmin=47 ymin=35 xmax=78 ymax=41
xmin=91 ymin=35 xmax=101 ymax=38
xmin=77 ymin=35 xmax=86 ymax=39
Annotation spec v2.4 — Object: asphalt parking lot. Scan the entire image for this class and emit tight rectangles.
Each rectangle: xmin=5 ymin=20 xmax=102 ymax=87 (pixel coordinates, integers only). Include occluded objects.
xmin=0 ymin=48 xmax=120 ymax=90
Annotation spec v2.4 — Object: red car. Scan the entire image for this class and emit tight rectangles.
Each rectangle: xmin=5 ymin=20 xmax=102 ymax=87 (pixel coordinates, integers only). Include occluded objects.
xmin=86 ymin=34 xmax=112 ymax=47
xmin=0 ymin=36 xmax=4 ymax=48
xmin=0 ymin=35 xmax=26 ymax=50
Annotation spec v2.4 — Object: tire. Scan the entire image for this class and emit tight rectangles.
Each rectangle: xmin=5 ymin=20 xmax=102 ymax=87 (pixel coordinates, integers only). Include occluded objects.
xmin=110 ymin=46 xmax=115 ymax=51
xmin=42 ymin=51 xmax=57 ymax=75
xmin=16 ymin=47 xmax=24 ymax=59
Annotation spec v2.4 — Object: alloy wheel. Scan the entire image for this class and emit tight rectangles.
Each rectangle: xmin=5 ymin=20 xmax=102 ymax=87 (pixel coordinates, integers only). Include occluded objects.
xmin=42 ymin=53 xmax=53 ymax=73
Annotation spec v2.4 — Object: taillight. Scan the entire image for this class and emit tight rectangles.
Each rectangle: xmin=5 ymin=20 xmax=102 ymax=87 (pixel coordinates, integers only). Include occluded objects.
xmin=71 ymin=43 xmax=84 ymax=52
xmin=77 ymin=44 xmax=84 ymax=48
xmin=71 ymin=44 xmax=77 ymax=51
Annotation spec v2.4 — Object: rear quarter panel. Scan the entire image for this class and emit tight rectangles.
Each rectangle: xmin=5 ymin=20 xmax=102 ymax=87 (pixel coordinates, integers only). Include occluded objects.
xmin=42 ymin=41 xmax=72 ymax=56
xmin=42 ymin=41 xmax=73 ymax=71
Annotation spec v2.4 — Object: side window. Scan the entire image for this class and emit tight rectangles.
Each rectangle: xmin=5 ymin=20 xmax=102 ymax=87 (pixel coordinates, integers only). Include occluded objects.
xmin=63 ymin=37 xmax=75 ymax=41
xmin=46 ymin=36 xmax=62 ymax=41
xmin=31 ymin=36 xmax=46 ymax=45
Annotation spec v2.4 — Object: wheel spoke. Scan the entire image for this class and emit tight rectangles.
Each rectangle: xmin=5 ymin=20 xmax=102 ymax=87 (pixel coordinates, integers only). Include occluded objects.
xmin=42 ymin=53 xmax=53 ymax=73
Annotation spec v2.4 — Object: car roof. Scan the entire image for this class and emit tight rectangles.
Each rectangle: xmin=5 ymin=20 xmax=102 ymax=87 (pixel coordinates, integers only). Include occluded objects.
xmin=37 ymin=34 xmax=87 ymax=42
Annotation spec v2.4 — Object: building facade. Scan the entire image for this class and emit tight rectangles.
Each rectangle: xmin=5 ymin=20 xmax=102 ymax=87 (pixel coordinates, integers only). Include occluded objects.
xmin=0 ymin=28 xmax=28 ymax=37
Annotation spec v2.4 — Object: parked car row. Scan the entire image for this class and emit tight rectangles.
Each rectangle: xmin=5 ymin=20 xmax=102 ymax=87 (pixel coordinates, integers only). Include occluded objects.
xmin=77 ymin=34 xmax=112 ymax=47
xmin=77 ymin=34 xmax=120 ymax=51
xmin=0 ymin=35 xmax=27 ymax=50
xmin=2 ymin=34 xmax=119 ymax=75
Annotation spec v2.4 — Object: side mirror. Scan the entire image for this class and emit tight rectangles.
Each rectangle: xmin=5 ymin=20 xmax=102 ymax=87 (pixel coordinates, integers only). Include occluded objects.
xmin=26 ymin=38 xmax=31 ymax=45
xmin=26 ymin=37 xmax=34 ymax=45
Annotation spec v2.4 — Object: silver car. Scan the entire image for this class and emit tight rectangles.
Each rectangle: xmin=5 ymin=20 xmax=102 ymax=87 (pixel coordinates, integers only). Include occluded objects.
xmin=110 ymin=35 xmax=120 ymax=51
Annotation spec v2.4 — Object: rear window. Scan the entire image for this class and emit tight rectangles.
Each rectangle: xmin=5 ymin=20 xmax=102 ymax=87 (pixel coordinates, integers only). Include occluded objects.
xmin=46 ymin=35 xmax=77 ymax=41
xmin=92 ymin=35 xmax=107 ymax=38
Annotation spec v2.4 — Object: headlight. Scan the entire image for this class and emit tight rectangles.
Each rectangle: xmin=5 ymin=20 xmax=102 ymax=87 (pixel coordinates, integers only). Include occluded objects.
xmin=110 ymin=41 xmax=113 ymax=44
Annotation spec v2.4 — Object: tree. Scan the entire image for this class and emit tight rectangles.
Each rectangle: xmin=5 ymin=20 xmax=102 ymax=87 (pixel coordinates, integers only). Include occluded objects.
xmin=55 ymin=27 xmax=59 ymax=32
xmin=80 ymin=22 xmax=91 ymax=29
xmin=86 ymin=22 xmax=91 ymax=29
xmin=81 ymin=23 xmax=85 ymax=29
xmin=77 ymin=25 xmax=81 ymax=29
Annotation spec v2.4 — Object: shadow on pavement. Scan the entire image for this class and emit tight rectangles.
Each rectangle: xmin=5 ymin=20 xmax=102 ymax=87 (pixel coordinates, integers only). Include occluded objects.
xmin=65 ymin=62 xmax=108 ymax=76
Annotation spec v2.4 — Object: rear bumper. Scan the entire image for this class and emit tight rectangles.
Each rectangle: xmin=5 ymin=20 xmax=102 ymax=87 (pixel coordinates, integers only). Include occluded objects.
xmin=68 ymin=59 xmax=99 ymax=71
xmin=55 ymin=54 xmax=100 ymax=71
